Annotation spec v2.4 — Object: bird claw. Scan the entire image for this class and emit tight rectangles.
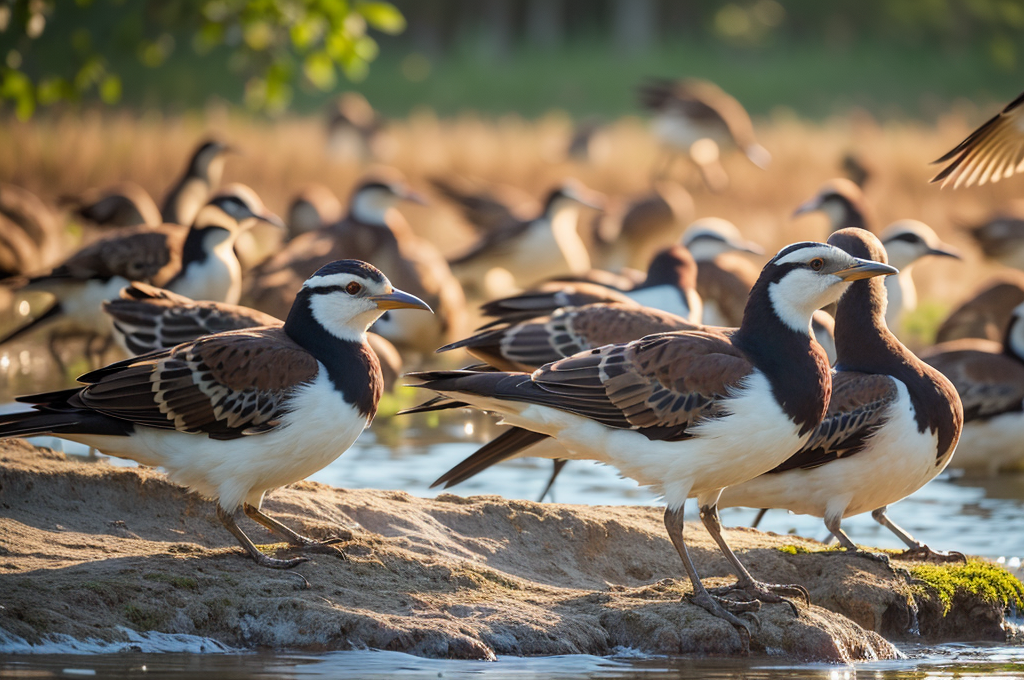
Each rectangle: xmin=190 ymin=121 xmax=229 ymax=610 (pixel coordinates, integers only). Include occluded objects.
xmin=688 ymin=590 xmax=757 ymax=652
xmin=709 ymin=580 xmax=809 ymax=616
xmin=892 ymin=545 xmax=967 ymax=564
xmin=253 ymin=552 xmax=309 ymax=569
xmin=824 ymin=547 xmax=892 ymax=565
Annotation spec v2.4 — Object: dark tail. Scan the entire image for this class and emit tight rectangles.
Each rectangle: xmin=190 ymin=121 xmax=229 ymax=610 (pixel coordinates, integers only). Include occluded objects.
xmin=398 ymin=395 xmax=468 ymax=415
xmin=432 ymin=427 xmax=549 ymax=489
xmin=0 ymin=301 xmax=62 ymax=346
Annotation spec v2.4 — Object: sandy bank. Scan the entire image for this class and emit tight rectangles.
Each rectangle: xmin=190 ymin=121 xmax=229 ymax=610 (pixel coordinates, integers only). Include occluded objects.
xmin=0 ymin=440 xmax=1019 ymax=662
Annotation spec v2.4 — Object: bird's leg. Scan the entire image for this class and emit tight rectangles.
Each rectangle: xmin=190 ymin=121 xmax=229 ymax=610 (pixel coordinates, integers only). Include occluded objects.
xmin=663 ymin=506 xmax=757 ymax=649
xmin=87 ymin=333 xmax=114 ymax=367
xmin=46 ymin=331 xmax=69 ymax=376
xmin=242 ymin=503 xmax=349 ymax=549
xmin=821 ymin=513 xmax=891 ymax=564
xmin=536 ymin=459 xmax=568 ymax=503
xmin=216 ymin=505 xmax=307 ymax=569
xmin=871 ymin=507 xmax=966 ymax=563
xmin=700 ymin=501 xmax=809 ymax=613
xmin=751 ymin=508 xmax=768 ymax=529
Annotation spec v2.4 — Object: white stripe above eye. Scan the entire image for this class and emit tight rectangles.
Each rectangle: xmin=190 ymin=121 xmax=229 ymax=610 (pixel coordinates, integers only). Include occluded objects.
xmin=772 ymin=244 xmax=837 ymax=266
xmin=303 ymin=273 xmax=390 ymax=290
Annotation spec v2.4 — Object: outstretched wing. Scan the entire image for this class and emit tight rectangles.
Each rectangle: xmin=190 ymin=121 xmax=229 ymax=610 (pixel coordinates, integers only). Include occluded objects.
xmin=766 ymin=372 xmax=897 ymax=473
xmin=931 ymin=91 xmax=1024 ymax=188
xmin=72 ymin=327 xmax=319 ymax=439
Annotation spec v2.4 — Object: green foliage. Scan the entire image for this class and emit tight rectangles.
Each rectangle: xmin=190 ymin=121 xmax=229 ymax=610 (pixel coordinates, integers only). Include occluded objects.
xmin=775 ymin=544 xmax=811 ymax=555
xmin=0 ymin=0 xmax=404 ymax=117
xmin=911 ymin=559 xmax=1024 ymax=616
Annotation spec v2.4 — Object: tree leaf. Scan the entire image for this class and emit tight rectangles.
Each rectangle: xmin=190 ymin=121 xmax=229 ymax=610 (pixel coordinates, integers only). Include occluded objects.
xmin=357 ymin=2 xmax=405 ymax=35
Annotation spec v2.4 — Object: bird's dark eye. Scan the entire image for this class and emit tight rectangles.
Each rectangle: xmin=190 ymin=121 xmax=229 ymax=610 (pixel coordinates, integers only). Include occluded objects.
xmin=809 ymin=258 xmax=824 ymax=271
xmin=345 ymin=281 xmax=362 ymax=295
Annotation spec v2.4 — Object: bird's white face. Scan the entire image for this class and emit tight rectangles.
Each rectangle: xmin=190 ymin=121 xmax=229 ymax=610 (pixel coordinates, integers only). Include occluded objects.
xmin=683 ymin=219 xmax=763 ymax=260
xmin=304 ymin=271 xmax=430 ymax=342
xmin=881 ymin=221 xmax=960 ymax=271
xmin=351 ymin=187 xmax=402 ymax=226
xmin=768 ymin=244 xmax=896 ymax=333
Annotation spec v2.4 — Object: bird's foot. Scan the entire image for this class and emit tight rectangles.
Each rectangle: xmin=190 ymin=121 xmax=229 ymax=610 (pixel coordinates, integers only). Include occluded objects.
xmin=709 ymin=580 xmax=809 ymax=617
xmin=251 ymin=551 xmax=309 ymax=569
xmin=688 ymin=589 xmax=758 ymax=652
xmin=892 ymin=545 xmax=967 ymax=564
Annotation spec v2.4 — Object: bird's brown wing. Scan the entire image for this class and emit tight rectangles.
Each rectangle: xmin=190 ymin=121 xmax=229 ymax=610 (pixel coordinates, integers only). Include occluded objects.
xmin=72 ymin=327 xmax=319 ymax=439
xmin=32 ymin=225 xmax=185 ymax=284
xmin=766 ymin=372 xmax=897 ymax=473
xmin=923 ymin=347 xmax=1024 ymax=421
xmin=932 ymin=91 xmax=1024 ymax=188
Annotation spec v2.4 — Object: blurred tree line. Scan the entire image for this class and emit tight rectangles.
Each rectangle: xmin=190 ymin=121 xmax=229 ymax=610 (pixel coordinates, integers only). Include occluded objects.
xmin=1 ymin=0 xmax=1021 ymax=119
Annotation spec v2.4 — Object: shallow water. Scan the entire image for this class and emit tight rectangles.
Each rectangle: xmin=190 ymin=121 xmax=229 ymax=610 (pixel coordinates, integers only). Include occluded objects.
xmin=3 ymin=643 xmax=1024 ymax=679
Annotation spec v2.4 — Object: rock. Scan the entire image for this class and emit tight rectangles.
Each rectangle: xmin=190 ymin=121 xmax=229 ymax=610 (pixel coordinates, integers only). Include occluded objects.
xmin=0 ymin=440 xmax=1017 ymax=661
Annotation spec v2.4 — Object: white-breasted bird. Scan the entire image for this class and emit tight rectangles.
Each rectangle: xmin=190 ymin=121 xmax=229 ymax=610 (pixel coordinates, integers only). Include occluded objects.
xmin=718 ymin=229 xmax=964 ymax=561
xmin=639 ymin=78 xmax=770 ymax=192
xmin=0 ymin=186 xmax=282 ymax=360
xmin=682 ymin=217 xmax=764 ymax=327
xmin=104 ymin=282 xmax=404 ymax=392
xmin=447 ymin=180 xmax=602 ymax=291
xmin=409 ymin=241 xmax=896 ymax=637
xmin=878 ymin=220 xmax=961 ymax=333
xmin=160 ymin=140 xmax=234 ymax=226
xmin=931 ymin=89 xmax=1024 ymax=189
xmin=247 ymin=177 xmax=465 ymax=354
xmin=0 ymin=260 xmax=431 ymax=568
xmin=921 ymin=302 xmax=1024 ymax=476
xmin=960 ymin=210 xmax=1024 ymax=271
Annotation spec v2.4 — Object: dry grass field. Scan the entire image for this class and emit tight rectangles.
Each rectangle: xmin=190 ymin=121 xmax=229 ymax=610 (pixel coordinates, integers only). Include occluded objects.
xmin=1 ymin=107 xmax=1021 ymax=354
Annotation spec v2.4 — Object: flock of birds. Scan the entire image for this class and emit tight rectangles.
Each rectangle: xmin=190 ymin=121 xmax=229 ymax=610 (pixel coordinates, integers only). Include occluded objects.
xmin=2 ymin=80 xmax=1024 ymax=642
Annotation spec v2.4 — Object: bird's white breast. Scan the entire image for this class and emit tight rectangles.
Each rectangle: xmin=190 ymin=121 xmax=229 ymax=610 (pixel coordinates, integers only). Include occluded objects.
xmin=626 ymin=285 xmax=692 ymax=321
xmin=170 ymin=241 xmax=242 ymax=304
xmin=717 ymin=379 xmax=942 ymax=521
xmin=949 ymin=411 xmax=1024 ymax=475
xmin=34 ymin=276 xmax=129 ymax=336
xmin=453 ymin=370 xmax=809 ymax=511
xmin=68 ymin=368 xmax=369 ymax=511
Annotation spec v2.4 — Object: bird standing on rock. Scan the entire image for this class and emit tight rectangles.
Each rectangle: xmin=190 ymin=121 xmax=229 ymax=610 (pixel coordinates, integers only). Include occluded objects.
xmin=718 ymin=229 xmax=964 ymax=561
xmin=409 ymin=241 xmax=896 ymax=638
xmin=0 ymin=260 xmax=432 ymax=568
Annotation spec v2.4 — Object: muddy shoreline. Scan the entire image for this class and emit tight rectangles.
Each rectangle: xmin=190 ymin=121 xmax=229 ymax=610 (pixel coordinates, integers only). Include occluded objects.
xmin=0 ymin=440 xmax=1019 ymax=662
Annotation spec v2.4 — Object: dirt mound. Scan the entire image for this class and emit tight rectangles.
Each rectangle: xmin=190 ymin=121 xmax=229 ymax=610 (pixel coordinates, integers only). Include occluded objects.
xmin=0 ymin=440 xmax=1016 ymax=661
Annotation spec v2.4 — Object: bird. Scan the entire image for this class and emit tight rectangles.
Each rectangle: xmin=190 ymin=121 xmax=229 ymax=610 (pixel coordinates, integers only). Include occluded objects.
xmin=246 ymin=176 xmax=465 ymax=354
xmin=0 ymin=186 xmax=282 ymax=363
xmin=931 ymin=90 xmax=1024 ymax=188
xmin=935 ymin=271 xmax=1024 ymax=344
xmin=0 ymin=183 xmax=63 ymax=277
xmin=430 ymin=176 xmax=539 ymax=235
xmin=792 ymin=179 xmax=876 ymax=234
xmin=878 ymin=220 xmax=961 ymax=333
xmin=639 ymin=78 xmax=770 ymax=191
xmin=681 ymin=217 xmax=764 ymax=327
xmin=326 ymin=92 xmax=384 ymax=162
xmin=960 ymin=210 xmax=1024 ymax=270
xmin=447 ymin=180 xmax=602 ymax=293
xmin=287 ymin=184 xmax=343 ymax=239
xmin=717 ymin=228 xmax=964 ymax=562
xmin=920 ymin=302 xmax=1024 ymax=476
xmin=104 ymin=282 xmax=404 ymax=392
xmin=590 ymin=180 xmax=694 ymax=273
xmin=160 ymin=140 xmax=234 ymax=226
xmin=478 ymin=244 xmax=702 ymax=325
xmin=408 ymin=240 xmax=896 ymax=635
xmin=59 ymin=182 xmax=162 ymax=229
xmin=0 ymin=260 xmax=432 ymax=568
xmin=841 ymin=152 xmax=871 ymax=189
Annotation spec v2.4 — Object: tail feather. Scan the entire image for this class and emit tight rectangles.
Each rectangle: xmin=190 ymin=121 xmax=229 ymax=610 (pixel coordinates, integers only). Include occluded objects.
xmin=0 ymin=301 xmax=62 ymax=346
xmin=0 ymin=406 xmax=130 ymax=439
xmin=432 ymin=427 xmax=549 ymax=488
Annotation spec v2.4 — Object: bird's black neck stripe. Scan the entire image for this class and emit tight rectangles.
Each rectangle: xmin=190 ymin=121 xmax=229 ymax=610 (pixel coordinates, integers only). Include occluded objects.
xmin=166 ymin=226 xmax=224 ymax=286
xmin=833 ymin=277 xmax=961 ymax=461
xmin=731 ymin=271 xmax=830 ymax=436
xmin=282 ymin=290 xmax=382 ymax=420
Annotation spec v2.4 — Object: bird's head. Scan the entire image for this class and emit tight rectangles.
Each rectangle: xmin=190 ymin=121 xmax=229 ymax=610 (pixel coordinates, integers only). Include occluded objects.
xmin=543 ymin=179 xmax=605 ymax=216
xmin=349 ymin=176 xmax=426 ymax=226
xmin=682 ymin=217 xmax=763 ymax=260
xmin=792 ymin=178 xmax=868 ymax=232
xmin=291 ymin=259 xmax=432 ymax=342
xmin=192 ymin=184 xmax=284 ymax=247
xmin=188 ymin=140 xmax=235 ymax=184
xmin=756 ymin=239 xmax=897 ymax=333
xmin=880 ymin=219 xmax=961 ymax=271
